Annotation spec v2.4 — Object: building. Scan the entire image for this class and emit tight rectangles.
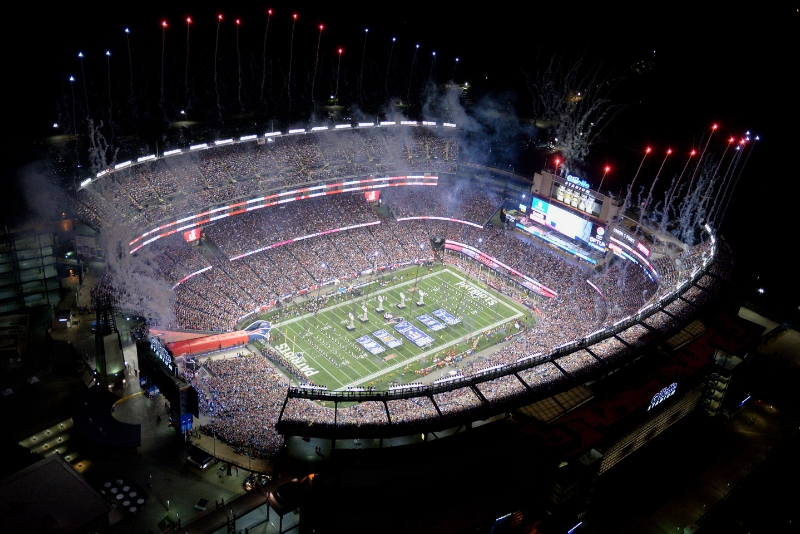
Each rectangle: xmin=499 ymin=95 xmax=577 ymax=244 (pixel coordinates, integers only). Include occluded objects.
xmin=0 ymin=454 xmax=122 ymax=534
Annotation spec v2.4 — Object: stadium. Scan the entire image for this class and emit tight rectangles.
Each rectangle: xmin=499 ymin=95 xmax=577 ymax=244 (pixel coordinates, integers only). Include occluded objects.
xmin=5 ymin=4 xmax=794 ymax=534
xmin=69 ymin=121 xmax=736 ymax=461
xmin=14 ymin=96 xmax=767 ymax=534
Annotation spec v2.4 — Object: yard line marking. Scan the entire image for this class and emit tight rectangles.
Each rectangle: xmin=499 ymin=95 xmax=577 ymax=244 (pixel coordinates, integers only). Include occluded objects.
xmin=336 ymin=313 xmax=522 ymax=390
xmin=273 ymin=269 xmax=445 ymax=328
xmin=266 ymin=266 xmax=524 ymax=390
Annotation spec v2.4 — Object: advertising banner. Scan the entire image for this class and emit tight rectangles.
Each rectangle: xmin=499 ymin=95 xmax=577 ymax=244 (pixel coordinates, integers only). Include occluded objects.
xmin=183 ymin=228 xmax=200 ymax=242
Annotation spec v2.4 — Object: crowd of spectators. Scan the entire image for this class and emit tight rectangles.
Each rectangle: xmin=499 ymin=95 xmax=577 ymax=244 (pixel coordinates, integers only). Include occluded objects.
xmin=663 ymin=298 xmax=697 ymax=320
xmin=336 ymin=401 xmax=389 ymax=427
xmin=68 ymin=126 xmax=461 ymax=236
xmin=615 ymin=324 xmax=651 ymax=347
xmin=280 ymin=396 xmax=336 ymax=426
xmin=195 ymin=354 xmax=289 ymax=457
xmin=592 ymin=260 xmax=658 ymax=323
xmin=516 ymin=362 xmax=567 ymax=390
xmin=586 ymin=337 xmax=629 ymax=363
xmin=474 ymin=374 xmax=529 ymax=403
xmin=382 ymin=183 xmax=500 ymax=224
xmin=386 ymin=397 xmax=440 ymax=423
xmin=681 ymin=285 xmax=712 ymax=307
xmin=696 ymin=274 xmax=721 ymax=293
xmin=433 ymin=388 xmax=485 ymax=416
xmin=74 ymin=137 xmax=728 ymax=451
xmin=148 ymin=238 xmax=210 ymax=287
xmin=202 ymin=193 xmax=379 ymax=258
xmin=643 ymin=311 xmax=679 ymax=332
xmin=175 ymin=224 xmax=718 ymax=448
xmin=555 ymin=350 xmax=601 ymax=377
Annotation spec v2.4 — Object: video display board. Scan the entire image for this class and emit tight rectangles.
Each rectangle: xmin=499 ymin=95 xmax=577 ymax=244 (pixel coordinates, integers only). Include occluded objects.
xmin=183 ymin=228 xmax=200 ymax=242
xmin=610 ymin=227 xmax=650 ymax=257
xmin=530 ymin=194 xmax=604 ymax=251
xmin=589 ymin=225 xmax=607 ymax=252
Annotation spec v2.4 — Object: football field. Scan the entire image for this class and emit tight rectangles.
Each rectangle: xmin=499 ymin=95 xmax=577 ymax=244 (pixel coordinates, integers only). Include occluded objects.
xmin=267 ymin=265 xmax=528 ymax=390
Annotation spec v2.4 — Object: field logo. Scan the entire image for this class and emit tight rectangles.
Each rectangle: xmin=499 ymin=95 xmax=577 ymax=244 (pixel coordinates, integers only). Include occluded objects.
xmin=245 ymin=320 xmax=272 ymax=341
xmin=454 ymin=281 xmax=497 ymax=306
xmin=274 ymin=342 xmax=319 ymax=377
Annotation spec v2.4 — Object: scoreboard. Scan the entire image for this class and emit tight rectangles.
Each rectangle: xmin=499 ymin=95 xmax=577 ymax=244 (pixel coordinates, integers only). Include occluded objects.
xmin=527 ymin=193 xmax=607 ymax=253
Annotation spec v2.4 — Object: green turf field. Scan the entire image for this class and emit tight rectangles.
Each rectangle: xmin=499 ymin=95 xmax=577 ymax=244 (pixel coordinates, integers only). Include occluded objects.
xmin=264 ymin=265 xmax=530 ymax=390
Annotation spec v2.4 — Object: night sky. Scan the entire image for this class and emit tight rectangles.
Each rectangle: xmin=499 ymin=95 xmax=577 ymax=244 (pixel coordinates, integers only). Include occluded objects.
xmin=2 ymin=2 xmax=798 ymax=321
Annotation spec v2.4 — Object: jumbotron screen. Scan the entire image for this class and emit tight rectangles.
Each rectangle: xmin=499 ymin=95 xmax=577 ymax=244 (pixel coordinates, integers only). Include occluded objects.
xmin=530 ymin=194 xmax=602 ymax=250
